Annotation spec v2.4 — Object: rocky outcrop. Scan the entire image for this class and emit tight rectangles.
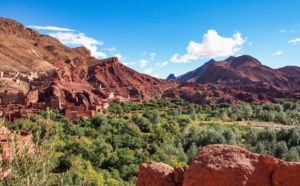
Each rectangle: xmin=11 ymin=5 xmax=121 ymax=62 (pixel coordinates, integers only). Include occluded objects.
xmin=136 ymin=162 xmax=176 ymax=186
xmin=136 ymin=144 xmax=300 ymax=186
xmin=183 ymin=144 xmax=283 ymax=186
xmin=272 ymin=163 xmax=300 ymax=186
xmin=24 ymin=89 xmax=39 ymax=107
xmin=87 ymin=57 xmax=177 ymax=99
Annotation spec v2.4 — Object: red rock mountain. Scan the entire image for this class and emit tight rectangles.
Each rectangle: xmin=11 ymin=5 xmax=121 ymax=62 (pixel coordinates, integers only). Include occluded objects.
xmin=1 ymin=17 xmax=299 ymax=107
xmin=176 ymin=59 xmax=216 ymax=82
xmin=136 ymin=144 xmax=300 ymax=186
xmin=176 ymin=55 xmax=300 ymax=90
xmin=278 ymin=66 xmax=300 ymax=79
xmin=86 ymin=57 xmax=176 ymax=99
xmin=0 ymin=17 xmax=177 ymax=105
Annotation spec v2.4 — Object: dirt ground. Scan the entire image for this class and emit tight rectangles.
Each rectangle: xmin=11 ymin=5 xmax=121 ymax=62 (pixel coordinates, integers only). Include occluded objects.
xmin=198 ymin=120 xmax=296 ymax=130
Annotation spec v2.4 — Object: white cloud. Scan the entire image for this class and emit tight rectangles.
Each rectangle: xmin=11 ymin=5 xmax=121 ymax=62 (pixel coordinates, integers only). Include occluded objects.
xmin=114 ymin=53 xmax=122 ymax=59
xmin=157 ymin=61 xmax=168 ymax=68
xmin=279 ymin=29 xmax=286 ymax=33
xmin=272 ymin=51 xmax=283 ymax=55
xmin=139 ymin=59 xmax=149 ymax=68
xmin=106 ymin=47 xmax=116 ymax=52
xmin=122 ymin=62 xmax=136 ymax=66
xmin=289 ymin=38 xmax=300 ymax=45
xmin=150 ymin=52 xmax=156 ymax=60
xmin=49 ymin=32 xmax=107 ymax=58
xmin=141 ymin=51 xmax=147 ymax=55
xmin=152 ymin=73 xmax=159 ymax=78
xmin=249 ymin=42 xmax=253 ymax=45
xmin=28 ymin=25 xmax=75 ymax=32
xmin=170 ymin=30 xmax=246 ymax=63
xmin=144 ymin=68 xmax=153 ymax=74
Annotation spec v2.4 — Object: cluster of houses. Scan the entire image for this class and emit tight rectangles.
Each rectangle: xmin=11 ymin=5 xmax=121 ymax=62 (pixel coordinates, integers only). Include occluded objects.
xmin=0 ymin=70 xmax=53 ymax=83
xmin=0 ymin=69 xmax=143 ymax=122
xmin=0 ymin=89 xmax=139 ymax=122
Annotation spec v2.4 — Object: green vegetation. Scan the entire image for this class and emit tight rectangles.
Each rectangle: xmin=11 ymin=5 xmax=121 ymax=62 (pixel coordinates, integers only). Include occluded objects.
xmin=2 ymin=99 xmax=300 ymax=185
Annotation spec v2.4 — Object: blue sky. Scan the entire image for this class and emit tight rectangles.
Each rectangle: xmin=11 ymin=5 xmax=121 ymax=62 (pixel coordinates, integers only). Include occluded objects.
xmin=1 ymin=0 xmax=300 ymax=78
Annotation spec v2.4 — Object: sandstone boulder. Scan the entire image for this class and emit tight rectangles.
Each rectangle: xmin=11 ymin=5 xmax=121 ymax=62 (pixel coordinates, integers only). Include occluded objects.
xmin=136 ymin=144 xmax=300 ymax=186
xmin=183 ymin=144 xmax=283 ymax=186
xmin=272 ymin=162 xmax=300 ymax=186
xmin=174 ymin=166 xmax=187 ymax=184
xmin=136 ymin=162 xmax=176 ymax=186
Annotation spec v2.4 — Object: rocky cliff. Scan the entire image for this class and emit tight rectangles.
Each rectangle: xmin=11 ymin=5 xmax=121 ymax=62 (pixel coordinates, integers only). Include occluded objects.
xmin=0 ymin=17 xmax=178 ymax=105
xmin=136 ymin=144 xmax=300 ymax=186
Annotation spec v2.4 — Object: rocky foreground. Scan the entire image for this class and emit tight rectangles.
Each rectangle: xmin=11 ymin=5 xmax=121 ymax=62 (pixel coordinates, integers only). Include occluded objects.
xmin=136 ymin=144 xmax=300 ymax=186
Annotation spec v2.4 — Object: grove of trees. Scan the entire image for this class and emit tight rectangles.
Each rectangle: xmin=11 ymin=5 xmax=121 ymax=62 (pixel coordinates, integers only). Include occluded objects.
xmin=1 ymin=99 xmax=300 ymax=185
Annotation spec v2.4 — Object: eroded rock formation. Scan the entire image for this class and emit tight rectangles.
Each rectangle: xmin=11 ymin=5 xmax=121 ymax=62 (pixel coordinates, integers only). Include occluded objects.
xmin=136 ymin=144 xmax=300 ymax=186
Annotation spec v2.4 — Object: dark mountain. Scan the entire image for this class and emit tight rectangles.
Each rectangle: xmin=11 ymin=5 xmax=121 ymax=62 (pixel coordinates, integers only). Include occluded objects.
xmin=176 ymin=59 xmax=216 ymax=82
xmin=166 ymin=74 xmax=176 ymax=80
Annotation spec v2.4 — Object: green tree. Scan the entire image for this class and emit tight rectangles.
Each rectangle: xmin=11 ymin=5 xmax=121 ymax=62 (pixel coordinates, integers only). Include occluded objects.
xmin=273 ymin=141 xmax=288 ymax=159
xmin=186 ymin=143 xmax=199 ymax=164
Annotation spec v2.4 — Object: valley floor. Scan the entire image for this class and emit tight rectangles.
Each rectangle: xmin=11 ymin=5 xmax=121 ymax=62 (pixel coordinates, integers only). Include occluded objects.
xmin=197 ymin=120 xmax=296 ymax=130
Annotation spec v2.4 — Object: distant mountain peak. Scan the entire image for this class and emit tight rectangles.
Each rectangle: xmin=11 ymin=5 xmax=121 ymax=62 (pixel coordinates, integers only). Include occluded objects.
xmin=166 ymin=74 xmax=176 ymax=80
xmin=230 ymin=55 xmax=261 ymax=68
xmin=224 ymin=56 xmax=236 ymax=62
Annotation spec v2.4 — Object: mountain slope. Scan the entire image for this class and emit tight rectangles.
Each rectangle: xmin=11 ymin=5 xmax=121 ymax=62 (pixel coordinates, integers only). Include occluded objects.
xmin=176 ymin=59 xmax=216 ymax=82
xmin=87 ymin=57 xmax=176 ymax=99
xmin=0 ymin=17 xmax=177 ymax=103
xmin=0 ymin=17 xmax=100 ymax=72
xmin=278 ymin=66 xmax=300 ymax=79
xmin=176 ymin=55 xmax=300 ymax=89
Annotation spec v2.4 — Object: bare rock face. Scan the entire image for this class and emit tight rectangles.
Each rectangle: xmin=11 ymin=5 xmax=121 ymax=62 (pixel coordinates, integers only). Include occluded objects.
xmin=24 ymin=89 xmax=39 ymax=107
xmin=272 ymin=162 xmax=300 ymax=186
xmin=183 ymin=144 xmax=283 ymax=186
xmin=174 ymin=166 xmax=187 ymax=185
xmin=137 ymin=144 xmax=300 ymax=186
xmin=87 ymin=57 xmax=177 ymax=100
xmin=136 ymin=162 xmax=176 ymax=186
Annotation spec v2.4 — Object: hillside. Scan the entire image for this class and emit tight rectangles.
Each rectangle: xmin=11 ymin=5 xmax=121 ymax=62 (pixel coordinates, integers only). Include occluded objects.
xmin=176 ymin=59 xmax=216 ymax=82
xmin=278 ymin=66 xmax=300 ymax=79
xmin=0 ymin=17 xmax=177 ymax=104
xmin=86 ymin=57 xmax=177 ymax=99
xmin=175 ymin=55 xmax=300 ymax=90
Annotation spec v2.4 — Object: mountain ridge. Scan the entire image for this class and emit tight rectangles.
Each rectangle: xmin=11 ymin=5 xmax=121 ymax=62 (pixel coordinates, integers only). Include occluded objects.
xmin=173 ymin=55 xmax=300 ymax=90
xmin=0 ymin=16 xmax=299 ymax=107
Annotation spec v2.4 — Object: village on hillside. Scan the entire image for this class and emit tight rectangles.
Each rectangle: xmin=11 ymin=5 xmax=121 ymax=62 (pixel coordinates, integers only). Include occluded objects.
xmin=0 ymin=69 xmax=137 ymax=122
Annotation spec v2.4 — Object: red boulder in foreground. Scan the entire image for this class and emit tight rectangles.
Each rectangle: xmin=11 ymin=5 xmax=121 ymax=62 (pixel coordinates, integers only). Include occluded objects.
xmin=183 ymin=144 xmax=283 ymax=186
xmin=137 ymin=144 xmax=300 ymax=186
xmin=136 ymin=162 xmax=176 ymax=186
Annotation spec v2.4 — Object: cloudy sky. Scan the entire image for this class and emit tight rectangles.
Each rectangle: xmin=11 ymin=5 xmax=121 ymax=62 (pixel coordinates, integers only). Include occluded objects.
xmin=1 ymin=0 xmax=300 ymax=78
